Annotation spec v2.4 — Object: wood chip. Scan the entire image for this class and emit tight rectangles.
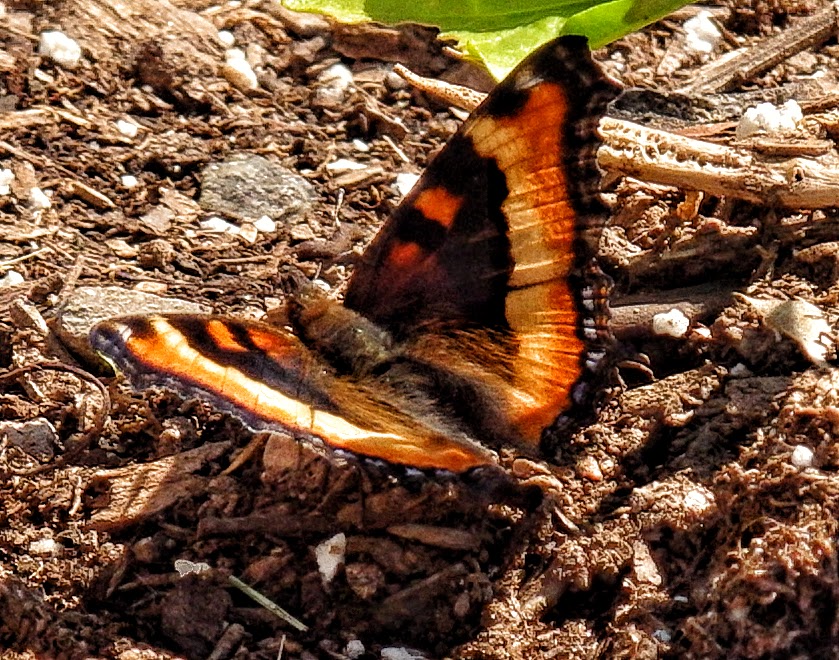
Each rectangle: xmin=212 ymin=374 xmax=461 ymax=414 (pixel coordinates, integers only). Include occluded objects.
xmin=87 ymin=441 xmax=231 ymax=531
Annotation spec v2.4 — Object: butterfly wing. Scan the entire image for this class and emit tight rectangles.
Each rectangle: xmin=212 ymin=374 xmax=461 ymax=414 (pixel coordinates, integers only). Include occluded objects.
xmin=91 ymin=314 xmax=496 ymax=472
xmin=345 ymin=35 xmax=620 ymax=446
xmin=89 ymin=35 xmax=618 ymax=472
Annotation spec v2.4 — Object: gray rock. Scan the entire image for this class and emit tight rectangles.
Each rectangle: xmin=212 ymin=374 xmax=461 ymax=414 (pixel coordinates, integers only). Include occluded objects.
xmin=198 ymin=154 xmax=315 ymax=224
xmin=0 ymin=418 xmax=57 ymax=460
xmin=55 ymin=286 xmax=211 ymax=363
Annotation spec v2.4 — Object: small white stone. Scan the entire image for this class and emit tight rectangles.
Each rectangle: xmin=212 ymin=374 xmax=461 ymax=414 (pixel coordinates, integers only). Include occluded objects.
xmin=238 ymin=222 xmax=258 ymax=243
xmin=0 ymin=270 xmax=24 ymax=287
xmin=780 ymin=99 xmax=804 ymax=126
xmin=29 ymin=537 xmax=61 ymax=557
xmin=121 ymin=175 xmax=139 ymax=188
xmin=217 ymin=30 xmax=236 ymax=47
xmin=253 ymin=215 xmax=276 ymax=233
xmin=683 ymin=486 xmax=715 ymax=515
xmin=326 ymin=158 xmax=367 ymax=173
xmin=352 ymin=139 xmax=370 ymax=152
xmin=314 ymin=533 xmax=346 ymax=585
xmin=791 ymin=444 xmax=815 ymax=468
xmin=652 ymin=309 xmax=690 ymax=338
xmin=319 ymin=63 xmax=353 ymax=91
xmin=653 ymin=628 xmax=672 ymax=643
xmin=200 ymin=216 xmax=238 ymax=234
xmin=736 ymin=99 xmax=803 ymax=139
xmin=116 ymin=119 xmax=138 ymax=138
xmin=222 ymin=48 xmax=258 ymax=92
xmin=313 ymin=63 xmax=355 ymax=108
xmin=39 ymin=30 xmax=82 ymax=69
xmin=345 ymin=640 xmax=365 ymax=659
xmin=0 ymin=168 xmax=14 ymax=195
xmin=737 ymin=105 xmax=772 ymax=139
xmin=395 ymin=172 xmax=420 ymax=197
xmin=29 ymin=187 xmax=51 ymax=209
xmin=174 ymin=559 xmax=211 ymax=576
xmin=683 ymin=10 xmax=722 ymax=54
xmin=691 ymin=325 xmax=712 ymax=340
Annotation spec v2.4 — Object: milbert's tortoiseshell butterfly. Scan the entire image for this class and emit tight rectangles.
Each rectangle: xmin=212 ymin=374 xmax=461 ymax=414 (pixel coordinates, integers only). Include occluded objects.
xmin=90 ymin=35 xmax=621 ymax=474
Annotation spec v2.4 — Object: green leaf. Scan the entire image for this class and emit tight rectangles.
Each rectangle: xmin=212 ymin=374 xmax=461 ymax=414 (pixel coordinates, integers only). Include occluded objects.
xmin=285 ymin=0 xmax=600 ymax=31
xmin=563 ymin=0 xmax=686 ymax=49
xmin=284 ymin=0 xmax=692 ymax=78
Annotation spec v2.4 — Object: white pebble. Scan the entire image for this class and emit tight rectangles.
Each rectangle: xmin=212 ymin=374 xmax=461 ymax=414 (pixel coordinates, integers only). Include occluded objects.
xmin=217 ymin=30 xmax=236 ymax=47
xmin=238 ymin=222 xmax=258 ymax=243
xmin=29 ymin=537 xmax=61 ymax=557
xmin=0 ymin=270 xmax=24 ymax=287
xmin=683 ymin=10 xmax=722 ymax=54
xmin=791 ymin=444 xmax=815 ymax=468
xmin=222 ymin=48 xmax=258 ymax=92
xmin=652 ymin=309 xmax=690 ymax=338
xmin=352 ymin=139 xmax=370 ymax=152
xmin=326 ymin=158 xmax=367 ymax=173
xmin=253 ymin=215 xmax=276 ymax=233
xmin=200 ymin=216 xmax=238 ymax=234
xmin=319 ymin=63 xmax=354 ymax=91
xmin=174 ymin=559 xmax=211 ymax=576
xmin=121 ymin=175 xmax=139 ymax=188
xmin=314 ymin=533 xmax=346 ymax=585
xmin=345 ymin=640 xmax=365 ymax=659
xmin=736 ymin=100 xmax=803 ymax=139
xmin=0 ymin=168 xmax=14 ymax=195
xmin=29 ymin=187 xmax=51 ymax=209
xmin=683 ymin=487 xmax=715 ymax=515
xmin=116 ymin=119 xmax=138 ymax=138
xmin=395 ymin=172 xmax=420 ymax=197
xmin=691 ymin=325 xmax=712 ymax=340
xmin=39 ymin=30 xmax=82 ymax=69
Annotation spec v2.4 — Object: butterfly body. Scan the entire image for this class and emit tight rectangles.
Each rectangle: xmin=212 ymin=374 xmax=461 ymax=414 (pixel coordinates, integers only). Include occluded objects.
xmin=91 ymin=35 xmax=621 ymax=473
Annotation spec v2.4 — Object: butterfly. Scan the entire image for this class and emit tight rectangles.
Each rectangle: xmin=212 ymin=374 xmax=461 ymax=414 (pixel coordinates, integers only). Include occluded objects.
xmin=90 ymin=35 xmax=621 ymax=474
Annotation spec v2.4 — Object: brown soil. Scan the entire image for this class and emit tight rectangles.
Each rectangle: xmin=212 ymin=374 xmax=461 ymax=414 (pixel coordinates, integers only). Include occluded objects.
xmin=2 ymin=1 xmax=839 ymax=659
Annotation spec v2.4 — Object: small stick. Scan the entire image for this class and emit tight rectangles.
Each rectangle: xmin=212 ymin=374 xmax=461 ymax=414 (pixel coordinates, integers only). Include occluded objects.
xmin=679 ymin=3 xmax=839 ymax=94
xmin=390 ymin=66 xmax=839 ymax=210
